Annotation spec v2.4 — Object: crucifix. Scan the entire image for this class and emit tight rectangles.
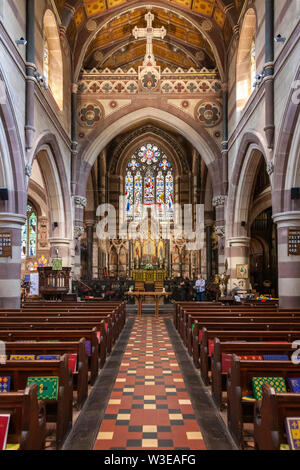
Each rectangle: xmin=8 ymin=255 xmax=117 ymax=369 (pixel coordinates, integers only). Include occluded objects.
xmin=132 ymin=10 xmax=167 ymax=67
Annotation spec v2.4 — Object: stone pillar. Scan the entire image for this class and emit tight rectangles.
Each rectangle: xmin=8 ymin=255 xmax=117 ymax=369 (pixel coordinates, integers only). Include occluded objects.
xmin=273 ymin=212 xmax=300 ymax=309
xmin=0 ymin=213 xmax=26 ymax=309
xmin=59 ymin=3 xmax=75 ymax=38
xmin=222 ymin=85 xmax=229 ymax=194
xmin=25 ymin=0 xmax=36 ymax=151
xmin=72 ymin=196 xmax=87 ymax=280
xmin=264 ymin=0 xmax=275 ymax=149
xmin=212 ymin=195 xmax=226 ymax=273
xmin=205 ymin=224 xmax=213 ymax=281
xmin=71 ymin=83 xmax=78 ymax=196
xmin=49 ymin=238 xmax=72 ymax=267
xmin=227 ymin=236 xmax=251 ymax=291
xmin=86 ymin=222 xmax=95 ymax=280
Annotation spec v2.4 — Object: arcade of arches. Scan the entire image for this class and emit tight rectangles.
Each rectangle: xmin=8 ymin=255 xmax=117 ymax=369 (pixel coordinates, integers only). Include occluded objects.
xmin=0 ymin=0 xmax=300 ymax=451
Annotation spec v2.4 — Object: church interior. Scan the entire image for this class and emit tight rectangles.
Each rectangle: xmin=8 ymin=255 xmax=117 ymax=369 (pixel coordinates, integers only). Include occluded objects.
xmin=0 ymin=0 xmax=300 ymax=453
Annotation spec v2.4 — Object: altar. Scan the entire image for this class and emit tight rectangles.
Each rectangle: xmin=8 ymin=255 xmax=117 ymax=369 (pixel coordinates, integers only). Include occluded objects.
xmin=132 ymin=270 xmax=168 ymax=282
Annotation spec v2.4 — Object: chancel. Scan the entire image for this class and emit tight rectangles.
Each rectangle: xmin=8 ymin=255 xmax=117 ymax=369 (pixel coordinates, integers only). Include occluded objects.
xmin=0 ymin=0 xmax=300 ymax=453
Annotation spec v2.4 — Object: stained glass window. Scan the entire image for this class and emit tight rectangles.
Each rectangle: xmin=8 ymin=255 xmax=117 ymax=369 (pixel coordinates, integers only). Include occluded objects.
xmin=22 ymin=204 xmax=37 ymax=259
xmin=125 ymin=143 xmax=174 ymax=222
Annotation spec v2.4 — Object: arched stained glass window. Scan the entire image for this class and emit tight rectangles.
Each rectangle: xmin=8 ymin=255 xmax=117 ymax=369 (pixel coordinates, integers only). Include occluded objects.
xmin=125 ymin=143 xmax=174 ymax=222
xmin=22 ymin=204 xmax=37 ymax=259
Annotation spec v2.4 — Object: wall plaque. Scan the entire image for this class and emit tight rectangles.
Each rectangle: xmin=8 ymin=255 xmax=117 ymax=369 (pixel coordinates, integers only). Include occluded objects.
xmin=0 ymin=232 xmax=12 ymax=258
xmin=288 ymin=228 xmax=300 ymax=255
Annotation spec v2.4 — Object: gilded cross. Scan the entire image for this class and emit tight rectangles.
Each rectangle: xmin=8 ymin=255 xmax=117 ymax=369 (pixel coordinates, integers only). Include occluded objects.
xmin=132 ymin=11 xmax=167 ymax=66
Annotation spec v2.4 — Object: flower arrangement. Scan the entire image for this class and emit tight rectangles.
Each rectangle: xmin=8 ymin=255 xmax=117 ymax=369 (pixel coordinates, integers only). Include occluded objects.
xmin=145 ymin=263 xmax=154 ymax=271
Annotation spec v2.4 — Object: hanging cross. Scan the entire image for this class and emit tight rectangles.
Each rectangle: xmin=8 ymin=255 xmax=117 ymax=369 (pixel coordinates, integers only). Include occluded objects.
xmin=132 ymin=10 xmax=167 ymax=66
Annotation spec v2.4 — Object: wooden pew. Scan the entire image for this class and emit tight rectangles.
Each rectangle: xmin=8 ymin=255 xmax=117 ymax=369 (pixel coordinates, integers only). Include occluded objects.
xmin=0 ymin=383 xmax=46 ymax=450
xmin=185 ymin=312 xmax=300 ymax=354
xmin=211 ymin=340 xmax=295 ymax=409
xmin=254 ymin=383 xmax=300 ymax=450
xmin=0 ymin=315 xmax=110 ymax=356
xmin=226 ymin=355 xmax=300 ymax=448
xmin=194 ymin=323 xmax=300 ymax=378
xmin=0 ymin=355 xmax=73 ymax=448
xmin=0 ymin=329 xmax=99 ymax=385
xmin=4 ymin=339 xmax=88 ymax=409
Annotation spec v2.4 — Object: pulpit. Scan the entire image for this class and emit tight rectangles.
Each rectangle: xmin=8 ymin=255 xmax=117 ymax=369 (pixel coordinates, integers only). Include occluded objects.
xmin=38 ymin=267 xmax=71 ymax=300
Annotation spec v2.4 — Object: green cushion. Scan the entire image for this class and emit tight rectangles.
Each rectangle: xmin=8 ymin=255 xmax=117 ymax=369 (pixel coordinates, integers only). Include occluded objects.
xmin=252 ymin=377 xmax=287 ymax=400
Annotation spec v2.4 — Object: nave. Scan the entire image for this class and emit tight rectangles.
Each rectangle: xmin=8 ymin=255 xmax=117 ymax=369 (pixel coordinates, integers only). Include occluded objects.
xmin=63 ymin=313 xmax=234 ymax=451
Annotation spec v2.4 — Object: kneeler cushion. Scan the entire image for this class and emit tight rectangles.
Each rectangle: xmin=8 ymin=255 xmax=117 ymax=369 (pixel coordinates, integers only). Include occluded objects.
xmin=252 ymin=376 xmax=287 ymax=400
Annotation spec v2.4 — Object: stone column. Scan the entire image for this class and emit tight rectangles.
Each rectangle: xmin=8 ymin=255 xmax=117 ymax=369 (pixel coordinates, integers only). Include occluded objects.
xmin=227 ymin=236 xmax=251 ymax=291
xmin=49 ymin=238 xmax=72 ymax=267
xmin=264 ymin=0 xmax=275 ymax=149
xmin=71 ymin=83 xmax=78 ymax=196
xmin=25 ymin=0 xmax=36 ymax=151
xmin=86 ymin=222 xmax=95 ymax=280
xmin=205 ymin=224 xmax=213 ymax=281
xmin=273 ymin=212 xmax=300 ymax=309
xmin=212 ymin=195 xmax=226 ymax=274
xmin=222 ymin=85 xmax=229 ymax=194
xmin=59 ymin=3 xmax=75 ymax=38
xmin=72 ymin=196 xmax=87 ymax=280
xmin=0 ymin=213 xmax=26 ymax=309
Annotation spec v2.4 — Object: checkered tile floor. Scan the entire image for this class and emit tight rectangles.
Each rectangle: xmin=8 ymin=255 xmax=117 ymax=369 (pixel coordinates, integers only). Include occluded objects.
xmin=94 ymin=316 xmax=206 ymax=450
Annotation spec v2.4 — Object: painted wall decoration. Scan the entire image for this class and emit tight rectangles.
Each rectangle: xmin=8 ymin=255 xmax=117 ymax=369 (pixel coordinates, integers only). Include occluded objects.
xmin=79 ymin=104 xmax=102 ymax=126
xmin=196 ymin=102 xmax=222 ymax=127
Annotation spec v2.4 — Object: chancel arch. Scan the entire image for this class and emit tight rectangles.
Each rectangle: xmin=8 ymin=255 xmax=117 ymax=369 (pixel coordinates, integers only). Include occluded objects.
xmin=78 ymin=108 xmax=222 ymax=198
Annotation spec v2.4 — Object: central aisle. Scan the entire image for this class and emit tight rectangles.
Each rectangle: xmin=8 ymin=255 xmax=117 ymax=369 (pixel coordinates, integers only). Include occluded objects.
xmin=94 ymin=316 xmax=206 ymax=451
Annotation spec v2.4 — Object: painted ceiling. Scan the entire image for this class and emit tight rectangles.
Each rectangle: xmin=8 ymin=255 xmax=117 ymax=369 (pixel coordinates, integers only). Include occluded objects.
xmin=54 ymin=0 xmax=246 ymax=73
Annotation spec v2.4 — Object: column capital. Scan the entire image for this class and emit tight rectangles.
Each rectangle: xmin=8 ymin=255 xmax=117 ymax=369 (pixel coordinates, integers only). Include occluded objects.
xmin=0 ymin=213 xmax=26 ymax=227
xmin=227 ymin=236 xmax=251 ymax=247
xmin=73 ymin=195 xmax=87 ymax=209
xmin=215 ymin=225 xmax=225 ymax=237
xmin=273 ymin=211 xmax=300 ymax=227
xmin=212 ymin=195 xmax=226 ymax=208
xmin=74 ymin=226 xmax=85 ymax=239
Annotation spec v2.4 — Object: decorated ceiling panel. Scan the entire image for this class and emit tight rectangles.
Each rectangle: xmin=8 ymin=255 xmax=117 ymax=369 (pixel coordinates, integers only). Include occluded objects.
xmin=83 ymin=8 xmax=216 ymax=70
xmin=55 ymin=0 xmax=245 ymax=32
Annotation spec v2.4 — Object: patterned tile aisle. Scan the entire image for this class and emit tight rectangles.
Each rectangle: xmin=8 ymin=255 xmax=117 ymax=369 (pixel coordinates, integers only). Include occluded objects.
xmin=94 ymin=316 xmax=206 ymax=451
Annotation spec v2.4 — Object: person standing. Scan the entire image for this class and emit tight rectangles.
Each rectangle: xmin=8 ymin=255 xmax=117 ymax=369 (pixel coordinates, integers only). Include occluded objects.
xmin=180 ymin=273 xmax=190 ymax=301
xmin=195 ymin=275 xmax=206 ymax=302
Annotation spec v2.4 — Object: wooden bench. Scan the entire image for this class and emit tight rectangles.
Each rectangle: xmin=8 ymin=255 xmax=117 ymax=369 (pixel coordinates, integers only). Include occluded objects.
xmin=0 ymin=383 xmax=46 ymax=450
xmin=211 ymin=340 xmax=295 ymax=408
xmin=197 ymin=327 xmax=300 ymax=385
xmin=4 ymin=339 xmax=88 ymax=409
xmin=0 ymin=329 xmax=99 ymax=385
xmin=185 ymin=312 xmax=300 ymax=355
xmin=227 ymin=355 xmax=300 ymax=448
xmin=0 ymin=355 xmax=73 ymax=448
xmin=254 ymin=383 xmax=300 ymax=450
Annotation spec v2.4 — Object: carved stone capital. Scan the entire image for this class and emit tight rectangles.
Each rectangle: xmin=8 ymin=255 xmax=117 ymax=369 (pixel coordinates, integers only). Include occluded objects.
xmin=215 ymin=226 xmax=225 ymax=237
xmin=74 ymin=226 xmax=85 ymax=239
xmin=25 ymin=163 xmax=32 ymax=177
xmin=212 ymin=195 xmax=226 ymax=208
xmin=74 ymin=196 xmax=87 ymax=209
xmin=266 ymin=161 xmax=274 ymax=176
